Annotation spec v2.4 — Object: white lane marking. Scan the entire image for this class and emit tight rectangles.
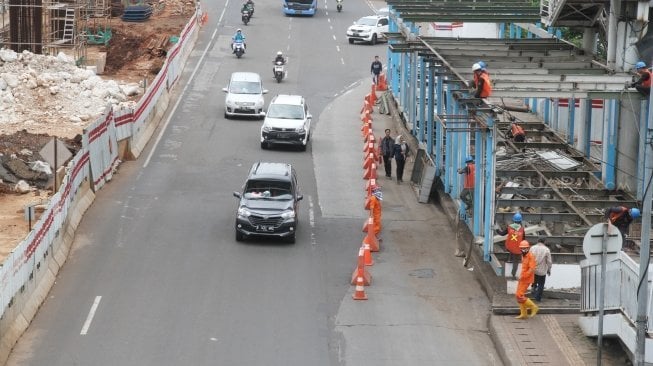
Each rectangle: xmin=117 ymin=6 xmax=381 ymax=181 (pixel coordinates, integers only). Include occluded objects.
xmin=332 ymin=35 xmax=336 ymax=41
xmin=341 ymin=57 xmax=345 ymax=65
xmin=308 ymin=196 xmax=316 ymax=246
xmin=143 ymin=23 xmax=221 ymax=168
xmin=80 ymin=296 xmax=102 ymax=335
xmin=336 ymin=45 xmax=340 ymax=52
xmin=327 ymin=18 xmax=331 ymax=23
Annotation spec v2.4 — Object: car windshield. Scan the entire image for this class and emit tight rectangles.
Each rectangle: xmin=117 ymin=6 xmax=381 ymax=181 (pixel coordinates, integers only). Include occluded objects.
xmin=356 ymin=17 xmax=377 ymax=26
xmin=266 ymin=104 xmax=304 ymax=119
xmin=244 ymin=181 xmax=293 ymax=199
xmin=230 ymin=81 xmax=262 ymax=94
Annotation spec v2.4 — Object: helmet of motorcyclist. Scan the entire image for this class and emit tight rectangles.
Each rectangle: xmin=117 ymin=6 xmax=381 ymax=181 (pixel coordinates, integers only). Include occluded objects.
xmin=513 ymin=212 xmax=522 ymax=223
xmin=477 ymin=61 xmax=487 ymax=70
xmin=519 ymin=240 xmax=530 ymax=249
xmin=636 ymin=61 xmax=646 ymax=70
xmin=472 ymin=63 xmax=481 ymax=71
xmin=236 ymin=28 xmax=242 ymax=33
xmin=465 ymin=155 xmax=473 ymax=163
xmin=277 ymin=51 xmax=283 ymax=56
xmin=630 ymin=207 xmax=641 ymax=219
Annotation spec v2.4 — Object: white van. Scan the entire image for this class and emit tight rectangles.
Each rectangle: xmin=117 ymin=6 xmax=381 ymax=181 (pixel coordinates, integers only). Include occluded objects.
xmin=222 ymin=72 xmax=268 ymax=119
xmin=260 ymin=94 xmax=312 ymax=151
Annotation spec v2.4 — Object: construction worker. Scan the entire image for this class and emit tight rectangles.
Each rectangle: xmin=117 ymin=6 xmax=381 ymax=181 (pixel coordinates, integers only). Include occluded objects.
xmin=506 ymin=121 xmax=526 ymax=142
xmin=370 ymin=184 xmax=383 ymax=241
xmin=630 ymin=61 xmax=651 ymax=96
xmin=605 ymin=206 xmax=641 ymax=248
xmin=471 ymin=62 xmax=492 ymax=98
xmin=457 ymin=155 xmax=474 ymax=211
xmin=515 ymin=240 xmax=539 ymax=319
xmin=496 ymin=212 xmax=525 ymax=278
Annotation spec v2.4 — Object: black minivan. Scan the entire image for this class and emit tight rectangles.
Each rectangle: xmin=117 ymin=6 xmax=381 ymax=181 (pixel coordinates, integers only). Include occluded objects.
xmin=233 ymin=162 xmax=302 ymax=243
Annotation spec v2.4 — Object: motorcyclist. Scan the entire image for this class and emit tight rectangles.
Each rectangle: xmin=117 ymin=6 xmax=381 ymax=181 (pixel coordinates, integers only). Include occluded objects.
xmin=241 ymin=2 xmax=251 ymax=14
xmin=231 ymin=29 xmax=246 ymax=53
xmin=244 ymin=0 xmax=254 ymax=14
xmin=273 ymin=51 xmax=286 ymax=76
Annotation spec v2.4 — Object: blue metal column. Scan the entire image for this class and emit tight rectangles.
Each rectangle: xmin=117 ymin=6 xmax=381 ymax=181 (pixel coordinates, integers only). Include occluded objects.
xmin=435 ymin=71 xmax=444 ymax=172
xmin=603 ymin=99 xmax=618 ymax=189
xmin=638 ymin=100 xmax=649 ymax=199
xmin=452 ymin=96 xmax=463 ymax=200
xmin=583 ymin=99 xmax=593 ymax=157
xmin=498 ymin=23 xmax=505 ymax=38
xmin=473 ymin=120 xmax=483 ymax=236
xmin=567 ymin=96 xmax=576 ymax=146
xmin=401 ymin=53 xmax=409 ymax=113
xmin=483 ymin=115 xmax=496 ymax=261
xmin=419 ymin=58 xmax=426 ymax=143
xmin=444 ymin=87 xmax=456 ymax=193
xmin=543 ymin=98 xmax=550 ymax=126
xmin=410 ymin=51 xmax=418 ymax=135
xmin=388 ymin=13 xmax=400 ymax=99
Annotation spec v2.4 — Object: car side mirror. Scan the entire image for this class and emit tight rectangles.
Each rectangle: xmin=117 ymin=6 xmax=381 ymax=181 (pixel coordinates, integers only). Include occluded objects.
xmin=297 ymin=194 xmax=303 ymax=201
xmin=306 ymin=114 xmax=312 ymax=119
xmin=222 ymin=87 xmax=228 ymax=92
xmin=263 ymin=89 xmax=269 ymax=94
xmin=233 ymin=192 xmax=242 ymax=198
xmin=260 ymin=111 xmax=266 ymax=117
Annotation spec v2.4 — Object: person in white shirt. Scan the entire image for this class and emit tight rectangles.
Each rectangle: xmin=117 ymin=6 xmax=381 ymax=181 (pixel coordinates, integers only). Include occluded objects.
xmin=530 ymin=236 xmax=552 ymax=302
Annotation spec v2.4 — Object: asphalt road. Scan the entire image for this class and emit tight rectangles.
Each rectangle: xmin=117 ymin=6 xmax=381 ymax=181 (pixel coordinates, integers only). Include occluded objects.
xmin=6 ymin=1 xmax=501 ymax=365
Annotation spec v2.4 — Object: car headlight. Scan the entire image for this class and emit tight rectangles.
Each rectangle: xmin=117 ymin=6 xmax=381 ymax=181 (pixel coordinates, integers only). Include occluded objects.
xmin=281 ymin=210 xmax=295 ymax=219
xmin=296 ymin=126 xmax=305 ymax=133
xmin=262 ymin=125 xmax=271 ymax=132
xmin=238 ymin=207 xmax=252 ymax=218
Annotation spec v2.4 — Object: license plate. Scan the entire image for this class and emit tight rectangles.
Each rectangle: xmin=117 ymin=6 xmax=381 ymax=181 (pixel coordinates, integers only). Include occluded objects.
xmin=257 ymin=225 xmax=274 ymax=232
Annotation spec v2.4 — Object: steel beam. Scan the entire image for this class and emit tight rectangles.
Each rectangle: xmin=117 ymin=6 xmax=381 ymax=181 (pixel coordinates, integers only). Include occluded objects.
xmin=494 ymin=211 xmax=604 ymax=222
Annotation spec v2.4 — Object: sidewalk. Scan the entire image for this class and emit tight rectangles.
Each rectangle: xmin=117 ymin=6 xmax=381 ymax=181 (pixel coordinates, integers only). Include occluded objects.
xmin=369 ymin=84 xmax=631 ymax=365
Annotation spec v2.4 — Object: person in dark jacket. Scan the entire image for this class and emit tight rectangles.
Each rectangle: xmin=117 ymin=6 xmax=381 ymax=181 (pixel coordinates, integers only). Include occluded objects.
xmin=370 ymin=56 xmax=383 ymax=85
xmin=605 ymin=206 xmax=641 ymax=248
xmin=380 ymin=129 xmax=394 ymax=178
xmin=393 ymin=135 xmax=408 ymax=183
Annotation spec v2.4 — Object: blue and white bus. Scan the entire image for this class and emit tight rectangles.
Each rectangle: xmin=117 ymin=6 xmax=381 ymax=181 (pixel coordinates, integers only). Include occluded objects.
xmin=282 ymin=0 xmax=317 ymax=16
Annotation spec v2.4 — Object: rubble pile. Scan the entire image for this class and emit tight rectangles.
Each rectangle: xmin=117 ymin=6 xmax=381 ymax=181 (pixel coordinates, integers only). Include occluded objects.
xmin=0 ymin=49 xmax=139 ymax=138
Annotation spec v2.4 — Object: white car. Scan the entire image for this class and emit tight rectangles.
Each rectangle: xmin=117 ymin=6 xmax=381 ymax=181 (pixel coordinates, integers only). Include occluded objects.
xmin=346 ymin=15 xmax=389 ymax=45
xmin=260 ymin=95 xmax=312 ymax=151
xmin=222 ymin=72 xmax=268 ymax=119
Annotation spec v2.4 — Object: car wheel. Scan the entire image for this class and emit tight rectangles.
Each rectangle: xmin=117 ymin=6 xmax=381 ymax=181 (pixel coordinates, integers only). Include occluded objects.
xmin=261 ymin=142 xmax=267 ymax=149
xmin=224 ymin=111 xmax=229 ymax=119
xmin=286 ymin=234 xmax=296 ymax=244
xmin=235 ymin=230 xmax=244 ymax=242
xmin=371 ymin=34 xmax=377 ymax=45
xmin=299 ymin=144 xmax=307 ymax=152
xmin=348 ymin=38 xmax=354 ymax=44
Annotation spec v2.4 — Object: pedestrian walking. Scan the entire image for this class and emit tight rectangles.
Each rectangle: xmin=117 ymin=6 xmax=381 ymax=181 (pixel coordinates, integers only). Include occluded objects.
xmin=471 ymin=62 xmax=492 ymax=98
xmin=393 ymin=135 xmax=408 ymax=183
xmin=380 ymin=129 xmax=394 ymax=178
xmin=530 ymin=236 xmax=552 ymax=302
xmin=605 ymin=206 xmax=641 ymax=248
xmin=506 ymin=121 xmax=526 ymax=142
xmin=370 ymin=184 xmax=383 ymax=241
xmin=515 ymin=240 xmax=539 ymax=319
xmin=630 ymin=61 xmax=651 ymax=96
xmin=496 ymin=212 xmax=525 ymax=278
xmin=371 ymin=55 xmax=383 ymax=85
xmin=457 ymin=155 xmax=474 ymax=211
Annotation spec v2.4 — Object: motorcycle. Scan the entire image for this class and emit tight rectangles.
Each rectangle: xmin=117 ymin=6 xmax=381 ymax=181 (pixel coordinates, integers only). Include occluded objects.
xmin=274 ymin=61 xmax=285 ymax=83
xmin=336 ymin=0 xmax=342 ymax=12
xmin=233 ymin=41 xmax=245 ymax=58
xmin=242 ymin=10 xmax=250 ymax=25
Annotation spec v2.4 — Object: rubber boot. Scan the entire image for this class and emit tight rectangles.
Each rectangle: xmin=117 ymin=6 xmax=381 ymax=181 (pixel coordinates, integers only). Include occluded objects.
xmin=525 ymin=298 xmax=539 ymax=318
xmin=515 ymin=303 xmax=528 ymax=319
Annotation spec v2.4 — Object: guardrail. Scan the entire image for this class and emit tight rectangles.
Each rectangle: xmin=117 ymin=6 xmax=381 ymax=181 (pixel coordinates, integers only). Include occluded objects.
xmin=0 ymin=7 xmax=204 ymax=364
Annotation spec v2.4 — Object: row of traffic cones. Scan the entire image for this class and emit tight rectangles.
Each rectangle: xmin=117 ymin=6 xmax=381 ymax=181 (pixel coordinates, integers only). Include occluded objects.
xmin=353 ymin=84 xmax=382 ymax=300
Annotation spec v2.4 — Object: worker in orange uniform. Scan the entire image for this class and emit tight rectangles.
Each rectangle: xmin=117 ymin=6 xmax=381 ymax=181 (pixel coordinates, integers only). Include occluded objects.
xmin=506 ymin=121 xmax=526 ymax=142
xmin=370 ymin=184 xmax=383 ymax=241
xmin=630 ymin=61 xmax=651 ymax=96
xmin=515 ymin=240 xmax=539 ymax=319
xmin=471 ymin=62 xmax=492 ymax=98
xmin=496 ymin=213 xmax=525 ymax=279
xmin=457 ymin=155 xmax=474 ymax=211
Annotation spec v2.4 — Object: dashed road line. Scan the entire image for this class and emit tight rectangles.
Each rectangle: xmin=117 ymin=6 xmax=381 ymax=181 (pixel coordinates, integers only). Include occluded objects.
xmin=80 ymin=296 xmax=102 ymax=335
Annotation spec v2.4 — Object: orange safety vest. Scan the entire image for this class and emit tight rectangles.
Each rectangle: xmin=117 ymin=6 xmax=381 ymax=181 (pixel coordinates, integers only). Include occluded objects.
xmin=511 ymin=124 xmax=525 ymax=137
xmin=505 ymin=223 xmax=524 ymax=254
xmin=608 ymin=206 xmax=627 ymax=224
xmin=463 ymin=162 xmax=475 ymax=189
xmin=478 ymin=71 xmax=492 ymax=98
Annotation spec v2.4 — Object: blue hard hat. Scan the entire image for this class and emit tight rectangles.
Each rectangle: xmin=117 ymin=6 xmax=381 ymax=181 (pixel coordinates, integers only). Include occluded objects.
xmin=465 ymin=155 xmax=473 ymax=163
xmin=630 ymin=208 xmax=641 ymax=219
xmin=636 ymin=61 xmax=646 ymax=69
xmin=477 ymin=61 xmax=487 ymax=70
xmin=513 ymin=212 xmax=522 ymax=223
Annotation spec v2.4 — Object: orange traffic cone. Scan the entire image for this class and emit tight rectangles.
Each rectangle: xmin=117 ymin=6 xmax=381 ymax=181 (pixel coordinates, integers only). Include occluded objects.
xmin=361 ymin=110 xmax=372 ymax=124
xmin=363 ymin=244 xmax=374 ymax=266
xmin=351 ymin=247 xmax=372 ymax=285
xmin=364 ymin=196 xmax=371 ymax=211
xmin=363 ymin=153 xmax=376 ymax=170
xmin=364 ymin=141 xmax=376 ymax=154
xmin=363 ymin=163 xmax=377 ymax=180
xmin=352 ymin=276 xmax=368 ymax=300
xmin=363 ymin=222 xmax=380 ymax=252
xmin=362 ymin=217 xmax=372 ymax=231
xmin=365 ymin=133 xmax=375 ymax=144
xmin=361 ymin=121 xmax=370 ymax=138
xmin=377 ymin=74 xmax=388 ymax=91
xmin=369 ymin=84 xmax=377 ymax=105
xmin=365 ymin=178 xmax=377 ymax=195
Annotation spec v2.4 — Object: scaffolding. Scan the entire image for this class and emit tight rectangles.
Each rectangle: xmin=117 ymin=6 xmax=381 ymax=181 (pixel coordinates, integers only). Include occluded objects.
xmin=0 ymin=0 xmax=110 ymax=65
